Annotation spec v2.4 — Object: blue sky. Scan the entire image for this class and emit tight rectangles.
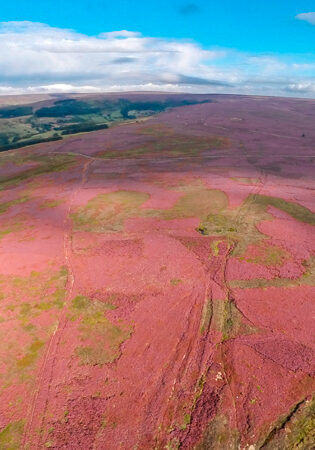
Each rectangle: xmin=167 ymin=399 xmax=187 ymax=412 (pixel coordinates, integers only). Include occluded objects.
xmin=1 ymin=1 xmax=315 ymax=97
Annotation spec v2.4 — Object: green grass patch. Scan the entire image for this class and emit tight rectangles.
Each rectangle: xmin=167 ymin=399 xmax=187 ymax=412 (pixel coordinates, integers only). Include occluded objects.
xmin=165 ymin=189 xmax=228 ymax=220
xmin=200 ymin=299 xmax=212 ymax=334
xmin=71 ymin=296 xmax=131 ymax=365
xmin=231 ymin=256 xmax=314 ymax=289
xmin=16 ymin=339 xmax=44 ymax=369
xmin=71 ymin=187 xmax=228 ymax=237
xmin=210 ymin=239 xmax=222 ymax=257
xmin=197 ymin=193 xmax=315 ymax=257
xmin=143 ymin=188 xmax=228 ymax=225
xmin=180 ymin=414 xmax=191 ymax=431
xmin=71 ymin=190 xmax=150 ymax=233
xmin=249 ymin=194 xmax=315 ymax=225
xmin=286 ymin=397 xmax=315 ymax=449
xmin=170 ymin=278 xmax=183 ymax=286
xmin=210 ymin=298 xmax=257 ymax=341
xmin=238 ymin=242 xmax=288 ymax=267
xmin=0 ymin=420 xmax=25 ymax=449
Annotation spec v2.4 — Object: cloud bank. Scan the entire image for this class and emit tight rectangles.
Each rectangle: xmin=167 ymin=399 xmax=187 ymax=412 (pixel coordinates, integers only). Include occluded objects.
xmin=0 ymin=21 xmax=314 ymax=98
xmin=296 ymin=12 xmax=315 ymax=26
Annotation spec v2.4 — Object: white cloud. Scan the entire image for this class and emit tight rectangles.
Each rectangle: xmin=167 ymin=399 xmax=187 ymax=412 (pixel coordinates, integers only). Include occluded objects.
xmin=99 ymin=30 xmax=142 ymax=39
xmin=286 ymin=82 xmax=315 ymax=93
xmin=0 ymin=21 xmax=314 ymax=98
xmin=296 ymin=12 xmax=315 ymax=25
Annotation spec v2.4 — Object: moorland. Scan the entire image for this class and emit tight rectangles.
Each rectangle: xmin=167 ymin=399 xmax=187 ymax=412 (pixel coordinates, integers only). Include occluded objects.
xmin=0 ymin=93 xmax=314 ymax=449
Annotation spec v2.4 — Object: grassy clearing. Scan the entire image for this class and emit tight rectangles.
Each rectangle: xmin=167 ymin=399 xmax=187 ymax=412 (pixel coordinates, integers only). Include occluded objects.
xmin=71 ymin=187 xmax=227 ymax=234
xmin=198 ymin=210 xmax=269 ymax=257
xmin=198 ymin=193 xmax=315 ymax=257
xmin=249 ymin=194 xmax=315 ymax=225
xmin=161 ymin=189 xmax=228 ymax=220
xmin=238 ymin=242 xmax=288 ymax=267
xmin=196 ymin=193 xmax=273 ymax=256
xmin=231 ymin=257 xmax=315 ymax=289
xmin=142 ymin=188 xmax=228 ymax=225
xmin=70 ymin=295 xmax=132 ymax=365
xmin=231 ymin=255 xmax=314 ymax=289
xmin=71 ymin=190 xmax=150 ymax=233
xmin=71 ymin=187 xmax=313 ymax=272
